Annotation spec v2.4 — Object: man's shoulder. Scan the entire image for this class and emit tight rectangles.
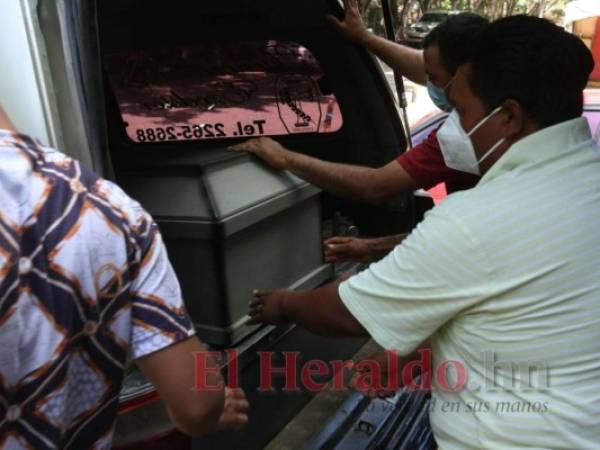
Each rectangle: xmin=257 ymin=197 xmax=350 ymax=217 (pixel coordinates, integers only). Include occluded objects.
xmin=408 ymin=127 xmax=441 ymax=154
xmin=91 ymin=177 xmax=152 ymax=231
xmin=423 ymin=184 xmax=498 ymax=237
xmin=1 ymin=134 xmax=152 ymax=240
xmin=33 ymin=141 xmax=150 ymax=231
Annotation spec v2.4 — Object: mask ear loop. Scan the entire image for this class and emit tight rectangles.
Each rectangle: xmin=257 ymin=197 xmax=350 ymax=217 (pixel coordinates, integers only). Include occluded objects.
xmin=467 ymin=106 xmax=503 ymax=137
xmin=472 ymin=106 xmax=506 ymax=165
xmin=442 ymin=76 xmax=456 ymax=91
xmin=478 ymin=137 xmax=505 ymax=164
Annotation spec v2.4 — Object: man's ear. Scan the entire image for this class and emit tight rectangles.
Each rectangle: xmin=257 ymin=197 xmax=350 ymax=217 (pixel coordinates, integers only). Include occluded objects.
xmin=500 ymin=99 xmax=526 ymax=138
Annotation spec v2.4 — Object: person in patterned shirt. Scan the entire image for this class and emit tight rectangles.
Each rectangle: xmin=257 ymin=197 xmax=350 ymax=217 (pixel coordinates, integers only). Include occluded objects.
xmin=0 ymin=107 xmax=248 ymax=449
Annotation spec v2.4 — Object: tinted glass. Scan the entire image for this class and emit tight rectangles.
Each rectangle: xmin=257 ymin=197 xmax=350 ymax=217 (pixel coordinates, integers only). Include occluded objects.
xmin=105 ymin=41 xmax=343 ymax=144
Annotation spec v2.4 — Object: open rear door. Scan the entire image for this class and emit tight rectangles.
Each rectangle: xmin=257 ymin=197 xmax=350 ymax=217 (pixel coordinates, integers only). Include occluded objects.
xmin=23 ymin=1 xmax=418 ymax=448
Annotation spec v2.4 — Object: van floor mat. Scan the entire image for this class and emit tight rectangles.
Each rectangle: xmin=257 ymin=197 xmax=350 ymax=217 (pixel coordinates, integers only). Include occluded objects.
xmin=302 ymin=385 xmax=436 ymax=450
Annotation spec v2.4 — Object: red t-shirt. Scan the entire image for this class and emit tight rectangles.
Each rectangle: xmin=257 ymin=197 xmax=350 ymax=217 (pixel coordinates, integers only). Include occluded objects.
xmin=396 ymin=128 xmax=479 ymax=194
xmin=590 ymin=17 xmax=600 ymax=81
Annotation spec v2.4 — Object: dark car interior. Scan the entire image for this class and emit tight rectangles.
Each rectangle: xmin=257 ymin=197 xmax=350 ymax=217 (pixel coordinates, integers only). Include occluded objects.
xmin=95 ymin=0 xmax=417 ymax=347
xmin=98 ymin=0 xmax=412 ymax=238
xmin=86 ymin=0 xmax=420 ymax=448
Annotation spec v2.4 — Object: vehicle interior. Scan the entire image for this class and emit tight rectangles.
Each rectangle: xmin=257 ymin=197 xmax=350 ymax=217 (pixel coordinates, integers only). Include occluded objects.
xmin=34 ymin=0 xmax=424 ymax=448
xmin=97 ymin=0 xmax=417 ymax=344
xmin=98 ymin=0 xmax=412 ymax=236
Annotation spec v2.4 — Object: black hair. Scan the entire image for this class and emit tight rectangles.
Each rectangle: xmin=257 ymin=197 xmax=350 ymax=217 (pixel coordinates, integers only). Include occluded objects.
xmin=423 ymin=12 xmax=489 ymax=75
xmin=467 ymin=15 xmax=594 ymax=128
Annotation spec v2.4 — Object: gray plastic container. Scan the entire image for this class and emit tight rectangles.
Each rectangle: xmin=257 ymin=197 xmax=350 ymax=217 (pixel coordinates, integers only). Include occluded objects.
xmin=119 ymin=152 xmax=330 ymax=346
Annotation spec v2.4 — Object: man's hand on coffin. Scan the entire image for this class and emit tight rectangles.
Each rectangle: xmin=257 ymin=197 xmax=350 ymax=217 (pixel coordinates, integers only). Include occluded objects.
xmin=325 ymin=233 xmax=408 ymax=263
xmin=324 ymin=236 xmax=377 ymax=263
xmin=229 ymin=137 xmax=289 ymax=170
xmin=247 ymin=283 xmax=368 ymax=337
xmin=247 ymin=289 xmax=291 ymax=325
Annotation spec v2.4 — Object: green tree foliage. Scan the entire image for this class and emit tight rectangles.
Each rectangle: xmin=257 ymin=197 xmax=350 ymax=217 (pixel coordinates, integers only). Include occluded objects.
xmin=357 ymin=0 xmax=569 ymax=41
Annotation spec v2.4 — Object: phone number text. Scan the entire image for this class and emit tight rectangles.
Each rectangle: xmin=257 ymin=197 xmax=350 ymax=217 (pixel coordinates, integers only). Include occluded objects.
xmin=132 ymin=120 xmax=266 ymax=142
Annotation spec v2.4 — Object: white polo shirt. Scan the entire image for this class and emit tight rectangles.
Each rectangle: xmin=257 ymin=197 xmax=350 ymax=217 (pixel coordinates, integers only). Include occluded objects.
xmin=340 ymin=117 xmax=600 ymax=449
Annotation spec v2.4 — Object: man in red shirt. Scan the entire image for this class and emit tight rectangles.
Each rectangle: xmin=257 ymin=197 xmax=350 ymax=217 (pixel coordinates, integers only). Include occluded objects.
xmin=232 ymin=2 xmax=486 ymax=262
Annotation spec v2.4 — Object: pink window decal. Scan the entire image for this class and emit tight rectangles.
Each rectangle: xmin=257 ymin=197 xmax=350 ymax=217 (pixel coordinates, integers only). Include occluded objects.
xmin=104 ymin=41 xmax=343 ymax=143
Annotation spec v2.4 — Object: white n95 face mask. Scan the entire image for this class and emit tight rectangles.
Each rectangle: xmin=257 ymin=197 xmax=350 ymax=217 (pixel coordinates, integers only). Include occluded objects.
xmin=438 ymin=107 xmax=505 ymax=175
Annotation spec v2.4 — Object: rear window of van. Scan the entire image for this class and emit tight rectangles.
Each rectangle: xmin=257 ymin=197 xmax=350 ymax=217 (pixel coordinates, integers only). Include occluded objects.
xmin=105 ymin=41 xmax=343 ymax=144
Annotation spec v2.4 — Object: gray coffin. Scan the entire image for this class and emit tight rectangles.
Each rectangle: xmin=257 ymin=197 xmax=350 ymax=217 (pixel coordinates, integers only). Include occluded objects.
xmin=119 ymin=152 xmax=331 ymax=347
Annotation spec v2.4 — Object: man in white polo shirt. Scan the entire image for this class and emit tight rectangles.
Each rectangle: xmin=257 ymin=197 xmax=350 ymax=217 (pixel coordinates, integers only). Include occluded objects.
xmin=247 ymin=15 xmax=600 ymax=449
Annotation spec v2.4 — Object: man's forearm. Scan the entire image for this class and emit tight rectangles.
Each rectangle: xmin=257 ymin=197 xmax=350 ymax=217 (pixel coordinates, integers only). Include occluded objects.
xmin=283 ymin=150 xmax=386 ymax=204
xmin=281 ymin=282 xmax=368 ymax=337
xmin=358 ymin=33 xmax=426 ymax=86
xmin=366 ymin=233 xmax=408 ymax=260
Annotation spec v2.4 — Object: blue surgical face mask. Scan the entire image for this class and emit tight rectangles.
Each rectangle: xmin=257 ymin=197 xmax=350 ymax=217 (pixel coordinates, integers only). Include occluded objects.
xmin=427 ymin=78 xmax=454 ymax=112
